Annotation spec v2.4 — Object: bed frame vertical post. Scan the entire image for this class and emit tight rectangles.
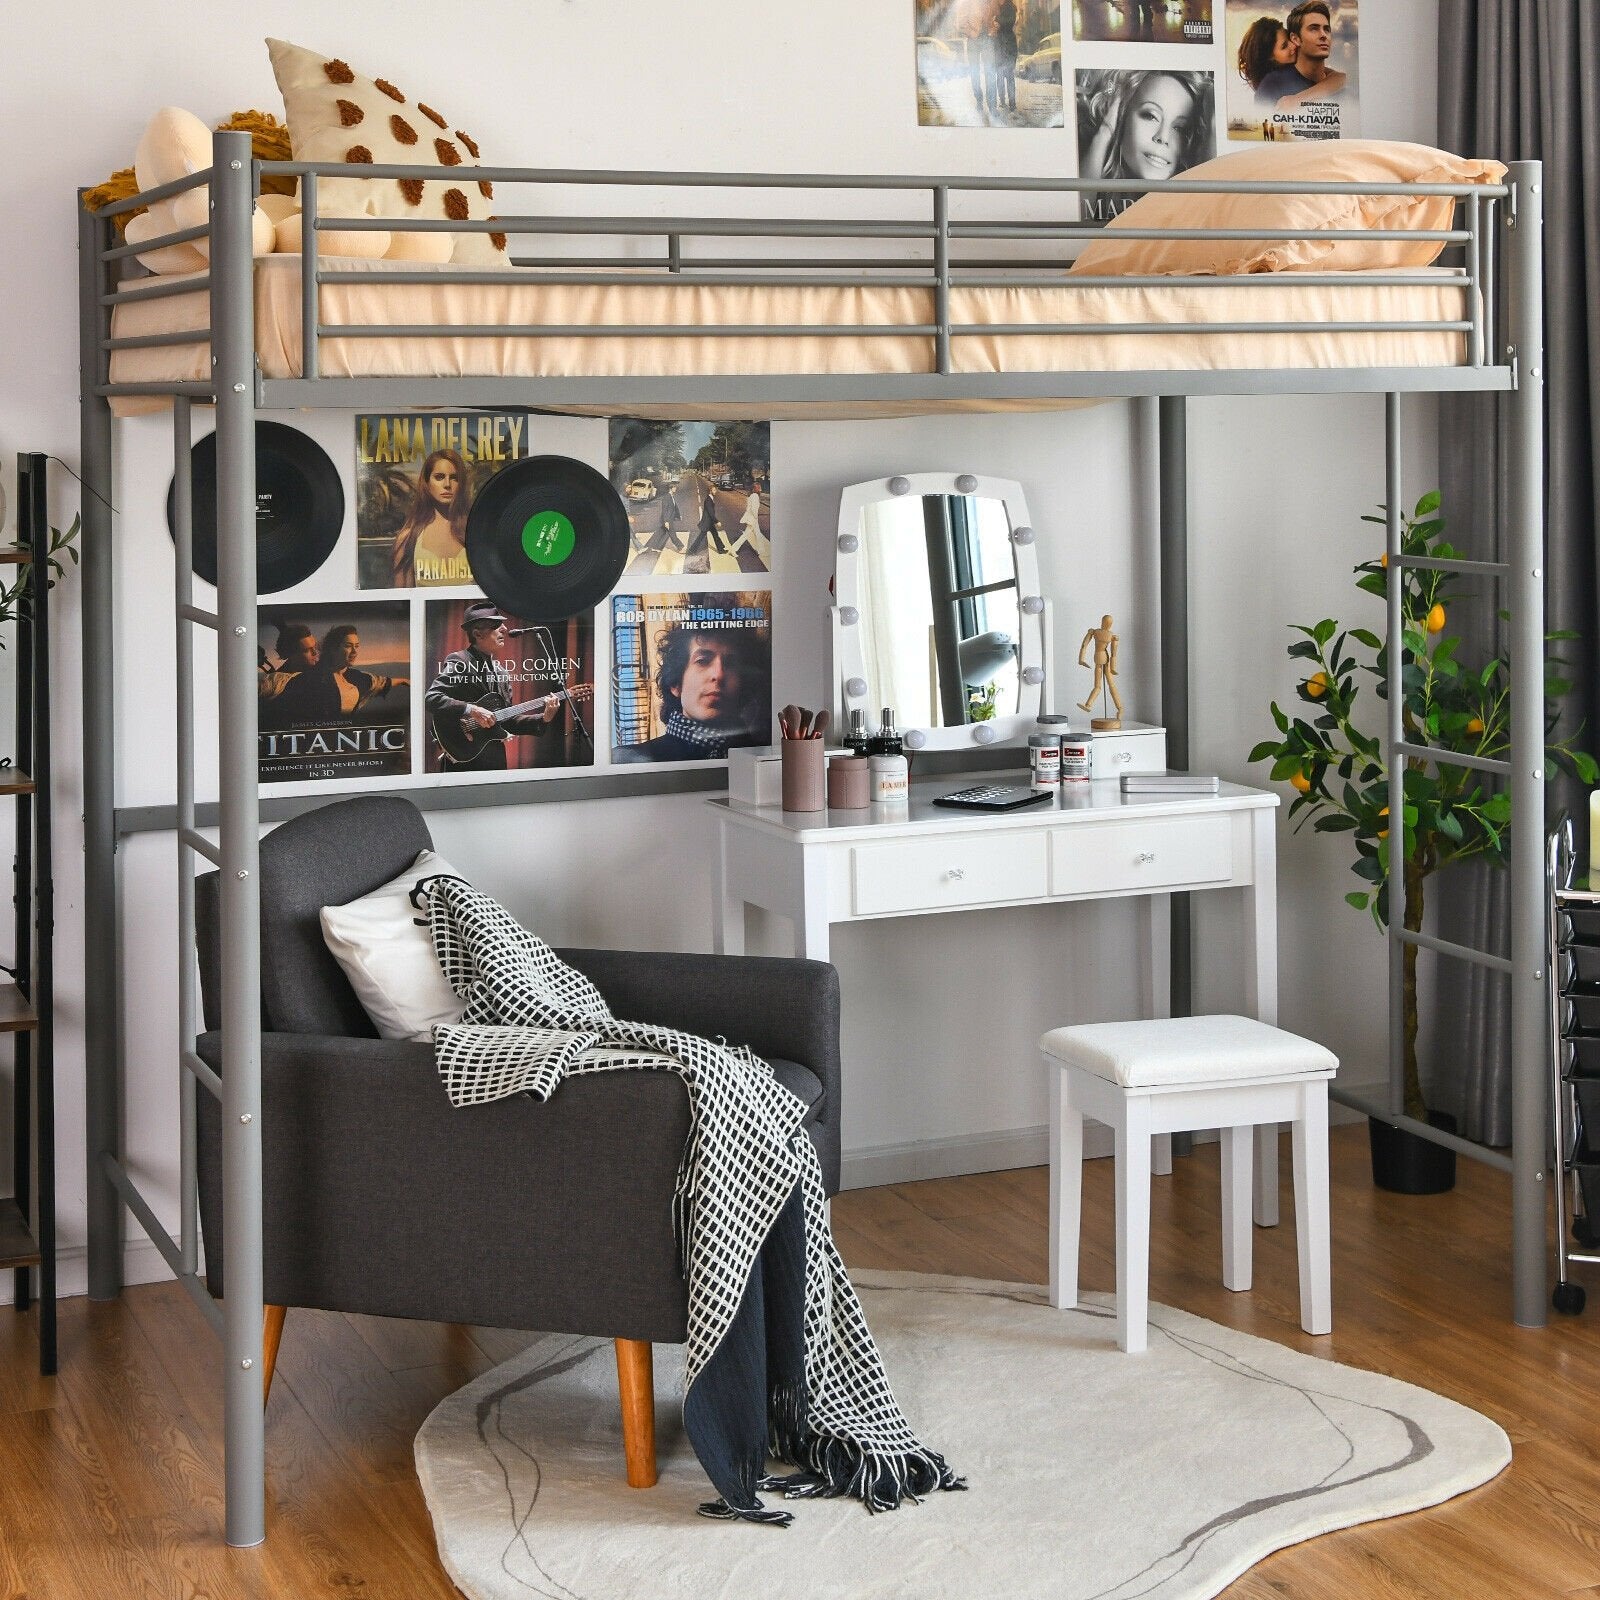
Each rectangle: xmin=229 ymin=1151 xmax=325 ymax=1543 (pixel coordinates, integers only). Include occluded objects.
xmin=1506 ymin=160 xmax=1548 ymax=1327
xmin=78 ymin=193 xmax=123 ymax=1301
xmin=173 ymin=395 xmax=199 ymax=1275
xmin=933 ymin=186 xmax=950 ymax=376
xmin=1157 ymin=396 xmax=1191 ymax=1024
xmin=1383 ymin=395 xmax=1404 ymax=1120
xmin=211 ymin=128 xmax=267 ymax=1545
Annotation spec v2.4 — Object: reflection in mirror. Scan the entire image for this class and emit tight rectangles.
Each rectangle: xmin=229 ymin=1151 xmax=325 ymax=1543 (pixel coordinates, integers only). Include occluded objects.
xmin=856 ymin=495 xmax=1020 ymax=729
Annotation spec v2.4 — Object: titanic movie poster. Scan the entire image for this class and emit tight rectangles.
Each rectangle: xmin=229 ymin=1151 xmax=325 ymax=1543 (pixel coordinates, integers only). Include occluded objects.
xmin=608 ymin=418 xmax=772 ymax=580
xmin=423 ymin=601 xmax=597 ymax=776
xmin=355 ymin=411 xmax=533 ymax=590
xmin=1226 ymin=0 xmax=1360 ymax=141
xmin=914 ymin=0 xmax=1065 ymax=130
xmin=1073 ymin=0 xmax=1213 ymax=45
xmin=610 ymin=593 xmax=772 ymax=765
xmin=257 ymin=601 xmax=411 ymax=784
xmin=1074 ymin=68 xmax=1218 ymax=226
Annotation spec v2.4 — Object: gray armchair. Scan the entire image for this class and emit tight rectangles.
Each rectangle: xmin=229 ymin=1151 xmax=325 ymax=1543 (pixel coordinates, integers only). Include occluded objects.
xmin=194 ymin=795 xmax=841 ymax=1487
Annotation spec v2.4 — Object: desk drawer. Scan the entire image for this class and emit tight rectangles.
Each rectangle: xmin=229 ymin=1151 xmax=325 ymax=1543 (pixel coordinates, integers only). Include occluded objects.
xmin=852 ymin=832 xmax=1048 ymax=916
xmin=1049 ymin=814 xmax=1233 ymax=897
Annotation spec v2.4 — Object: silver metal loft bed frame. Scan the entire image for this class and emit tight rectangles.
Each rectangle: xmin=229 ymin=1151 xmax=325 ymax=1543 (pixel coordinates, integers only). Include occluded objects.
xmin=77 ymin=130 xmax=1546 ymax=1546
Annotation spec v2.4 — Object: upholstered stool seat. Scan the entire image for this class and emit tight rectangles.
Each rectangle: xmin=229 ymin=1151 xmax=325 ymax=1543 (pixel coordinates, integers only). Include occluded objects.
xmin=1041 ymin=1014 xmax=1336 ymax=1353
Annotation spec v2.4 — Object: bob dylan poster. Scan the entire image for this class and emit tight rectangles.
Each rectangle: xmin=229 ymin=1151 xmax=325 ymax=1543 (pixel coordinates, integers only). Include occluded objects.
xmin=611 ymin=593 xmax=772 ymax=765
xmin=914 ymin=0 xmax=1064 ymax=130
xmin=608 ymin=419 xmax=772 ymax=580
xmin=423 ymin=601 xmax=597 ymax=776
xmin=1226 ymin=0 xmax=1359 ymax=142
xmin=1074 ymin=0 xmax=1213 ymax=46
xmin=355 ymin=410 xmax=532 ymax=590
xmin=257 ymin=601 xmax=410 ymax=784
xmin=1075 ymin=69 xmax=1217 ymax=226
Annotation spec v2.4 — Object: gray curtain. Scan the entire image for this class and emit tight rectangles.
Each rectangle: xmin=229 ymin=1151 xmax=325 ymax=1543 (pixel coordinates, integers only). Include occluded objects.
xmin=1435 ymin=2 xmax=1600 ymax=1143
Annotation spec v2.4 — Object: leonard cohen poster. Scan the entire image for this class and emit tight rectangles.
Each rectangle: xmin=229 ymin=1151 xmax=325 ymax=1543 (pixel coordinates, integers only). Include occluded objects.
xmin=423 ymin=601 xmax=597 ymax=776
xmin=257 ymin=601 xmax=411 ymax=784
xmin=1226 ymin=0 xmax=1359 ymax=142
xmin=608 ymin=418 xmax=772 ymax=579
xmin=610 ymin=593 xmax=772 ymax=764
xmin=355 ymin=410 xmax=533 ymax=589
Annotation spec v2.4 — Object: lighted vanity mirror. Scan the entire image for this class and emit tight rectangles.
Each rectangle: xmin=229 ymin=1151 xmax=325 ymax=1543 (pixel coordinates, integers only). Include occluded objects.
xmin=833 ymin=473 xmax=1044 ymax=751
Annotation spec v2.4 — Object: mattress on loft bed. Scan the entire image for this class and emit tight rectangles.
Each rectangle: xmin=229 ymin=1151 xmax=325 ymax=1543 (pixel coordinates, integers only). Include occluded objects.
xmin=107 ymin=254 xmax=1476 ymax=420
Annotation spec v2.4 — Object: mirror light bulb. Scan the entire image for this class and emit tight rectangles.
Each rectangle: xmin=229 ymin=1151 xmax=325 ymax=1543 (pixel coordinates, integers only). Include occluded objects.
xmin=845 ymin=676 xmax=868 ymax=699
xmin=1011 ymin=525 xmax=1035 ymax=545
xmin=972 ymin=723 xmax=998 ymax=744
xmin=1022 ymin=666 xmax=1045 ymax=685
xmin=1020 ymin=595 xmax=1045 ymax=615
xmin=903 ymin=728 xmax=927 ymax=751
xmin=837 ymin=533 xmax=859 ymax=553
xmin=955 ymin=474 xmax=978 ymax=494
xmin=888 ymin=476 xmax=911 ymax=496
xmin=838 ymin=605 xmax=859 ymax=626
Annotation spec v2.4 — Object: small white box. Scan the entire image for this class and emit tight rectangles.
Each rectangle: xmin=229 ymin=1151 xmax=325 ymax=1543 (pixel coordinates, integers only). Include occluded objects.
xmin=728 ymin=744 xmax=785 ymax=805
xmin=1090 ymin=721 xmax=1167 ymax=779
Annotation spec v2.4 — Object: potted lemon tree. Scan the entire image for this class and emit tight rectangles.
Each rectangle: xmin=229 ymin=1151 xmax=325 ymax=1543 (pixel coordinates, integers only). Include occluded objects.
xmin=1251 ymin=493 xmax=1594 ymax=1192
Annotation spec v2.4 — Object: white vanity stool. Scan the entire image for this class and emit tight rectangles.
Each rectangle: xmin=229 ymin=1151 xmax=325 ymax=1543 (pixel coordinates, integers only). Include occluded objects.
xmin=1041 ymin=1014 xmax=1336 ymax=1353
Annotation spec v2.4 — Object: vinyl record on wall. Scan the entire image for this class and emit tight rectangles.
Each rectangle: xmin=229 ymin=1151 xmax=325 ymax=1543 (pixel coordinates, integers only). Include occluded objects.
xmin=167 ymin=421 xmax=344 ymax=594
xmin=465 ymin=454 xmax=630 ymax=621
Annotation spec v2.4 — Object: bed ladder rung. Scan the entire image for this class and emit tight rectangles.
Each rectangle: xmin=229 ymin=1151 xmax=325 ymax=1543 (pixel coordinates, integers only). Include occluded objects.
xmin=1393 ymin=739 xmax=1511 ymax=776
xmin=179 ymin=604 xmax=219 ymax=630
xmin=179 ymin=827 xmax=222 ymax=867
xmin=1396 ymin=927 xmax=1513 ymax=974
xmin=181 ymin=1049 xmax=224 ymax=1100
xmin=1392 ymin=553 xmax=1509 ymax=577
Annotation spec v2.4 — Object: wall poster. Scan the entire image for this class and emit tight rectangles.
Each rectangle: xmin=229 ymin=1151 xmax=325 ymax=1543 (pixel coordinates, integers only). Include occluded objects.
xmin=1073 ymin=0 xmax=1213 ymax=45
xmin=257 ymin=601 xmax=411 ymax=784
xmin=610 ymin=593 xmax=773 ymax=764
xmin=608 ymin=419 xmax=772 ymax=579
xmin=355 ymin=410 xmax=533 ymax=589
xmin=914 ymin=0 xmax=1066 ymax=129
xmin=1074 ymin=69 xmax=1218 ymax=225
xmin=1226 ymin=0 xmax=1359 ymax=141
xmin=423 ymin=600 xmax=597 ymax=776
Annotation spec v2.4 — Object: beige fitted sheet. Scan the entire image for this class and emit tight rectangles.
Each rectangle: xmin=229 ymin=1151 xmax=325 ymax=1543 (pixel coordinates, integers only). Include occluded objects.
xmin=108 ymin=255 xmax=1474 ymax=420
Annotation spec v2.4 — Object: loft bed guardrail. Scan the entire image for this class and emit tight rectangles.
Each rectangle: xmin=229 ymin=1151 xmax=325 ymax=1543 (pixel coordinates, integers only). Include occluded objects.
xmin=77 ymin=131 xmax=1547 ymax=1550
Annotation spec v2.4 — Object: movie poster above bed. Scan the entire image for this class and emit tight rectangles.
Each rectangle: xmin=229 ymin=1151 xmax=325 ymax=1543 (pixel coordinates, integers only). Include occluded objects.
xmin=610 ymin=593 xmax=773 ymax=765
xmin=257 ymin=601 xmax=411 ymax=784
xmin=608 ymin=419 xmax=772 ymax=579
xmin=1225 ymin=0 xmax=1359 ymax=141
xmin=355 ymin=410 xmax=533 ymax=589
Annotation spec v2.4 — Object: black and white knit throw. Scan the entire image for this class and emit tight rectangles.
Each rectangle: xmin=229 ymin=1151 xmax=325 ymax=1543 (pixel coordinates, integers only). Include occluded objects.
xmin=421 ymin=875 xmax=962 ymax=1526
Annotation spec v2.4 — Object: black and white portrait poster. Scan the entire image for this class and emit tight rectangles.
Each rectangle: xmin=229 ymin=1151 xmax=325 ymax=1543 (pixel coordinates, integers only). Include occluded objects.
xmin=1226 ymin=0 xmax=1360 ymax=141
xmin=608 ymin=419 xmax=771 ymax=579
xmin=1075 ymin=69 xmax=1217 ymax=226
xmin=610 ymin=593 xmax=772 ymax=765
xmin=423 ymin=601 xmax=596 ymax=776
xmin=257 ymin=601 xmax=411 ymax=784
xmin=914 ymin=0 xmax=1065 ymax=129
xmin=1073 ymin=0 xmax=1213 ymax=46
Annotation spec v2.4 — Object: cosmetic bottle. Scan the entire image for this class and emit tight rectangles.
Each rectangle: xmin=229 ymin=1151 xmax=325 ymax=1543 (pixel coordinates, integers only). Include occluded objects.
xmin=844 ymin=707 xmax=872 ymax=759
xmin=869 ymin=707 xmax=903 ymax=757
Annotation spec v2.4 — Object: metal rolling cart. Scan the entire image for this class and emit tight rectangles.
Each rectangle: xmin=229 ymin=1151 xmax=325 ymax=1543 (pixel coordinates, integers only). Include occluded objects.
xmin=1548 ymin=816 xmax=1600 ymax=1315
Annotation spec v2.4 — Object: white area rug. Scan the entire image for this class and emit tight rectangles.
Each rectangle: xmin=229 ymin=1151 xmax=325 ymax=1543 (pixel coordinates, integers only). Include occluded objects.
xmin=416 ymin=1271 xmax=1510 ymax=1600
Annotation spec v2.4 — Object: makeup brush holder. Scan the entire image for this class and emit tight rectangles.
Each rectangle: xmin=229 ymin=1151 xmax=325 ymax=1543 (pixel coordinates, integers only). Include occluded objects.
xmin=781 ymin=738 xmax=826 ymax=812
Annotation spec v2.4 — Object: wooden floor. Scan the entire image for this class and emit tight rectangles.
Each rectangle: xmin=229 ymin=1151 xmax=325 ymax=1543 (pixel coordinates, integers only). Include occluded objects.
xmin=5 ymin=1125 xmax=1600 ymax=1598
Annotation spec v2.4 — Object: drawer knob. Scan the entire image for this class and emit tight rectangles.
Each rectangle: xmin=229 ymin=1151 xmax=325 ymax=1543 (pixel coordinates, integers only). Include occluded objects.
xmin=1135 ymin=851 xmax=1156 ymax=865
xmin=1115 ymin=750 xmax=1133 ymax=764
xmin=946 ymin=867 xmax=966 ymax=881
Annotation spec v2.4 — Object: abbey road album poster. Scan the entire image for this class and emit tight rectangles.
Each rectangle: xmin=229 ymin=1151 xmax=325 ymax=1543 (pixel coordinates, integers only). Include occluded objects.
xmin=355 ymin=411 xmax=533 ymax=589
xmin=914 ymin=0 xmax=1066 ymax=129
xmin=608 ymin=419 xmax=772 ymax=579
xmin=257 ymin=601 xmax=411 ymax=784
xmin=422 ymin=601 xmax=597 ymax=775
xmin=610 ymin=593 xmax=773 ymax=764
xmin=1226 ymin=0 xmax=1360 ymax=141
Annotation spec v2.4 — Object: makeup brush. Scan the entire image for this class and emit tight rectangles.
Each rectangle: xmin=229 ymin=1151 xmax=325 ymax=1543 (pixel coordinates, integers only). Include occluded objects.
xmin=810 ymin=709 xmax=830 ymax=740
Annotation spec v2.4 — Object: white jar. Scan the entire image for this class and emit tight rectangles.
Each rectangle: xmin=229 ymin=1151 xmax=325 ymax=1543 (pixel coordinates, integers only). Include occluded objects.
xmin=1028 ymin=733 xmax=1061 ymax=789
xmin=869 ymin=753 xmax=909 ymax=804
xmin=1060 ymin=732 xmax=1093 ymax=783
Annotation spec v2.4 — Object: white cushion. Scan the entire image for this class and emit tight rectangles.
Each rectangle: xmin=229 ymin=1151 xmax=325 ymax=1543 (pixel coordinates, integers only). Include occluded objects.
xmin=319 ymin=849 xmax=466 ymax=1042
xmin=1039 ymin=1014 xmax=1337 ymax=1088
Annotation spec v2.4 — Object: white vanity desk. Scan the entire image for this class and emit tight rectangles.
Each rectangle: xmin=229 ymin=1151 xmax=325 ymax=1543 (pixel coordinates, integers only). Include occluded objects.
xmin=709 ymin=772 xmax=1285 ymax=1223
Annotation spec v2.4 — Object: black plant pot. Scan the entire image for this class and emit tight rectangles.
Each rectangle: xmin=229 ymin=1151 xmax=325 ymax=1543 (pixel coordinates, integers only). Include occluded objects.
xmin=1368 ymin=1111 xmax=1458 ymax=1195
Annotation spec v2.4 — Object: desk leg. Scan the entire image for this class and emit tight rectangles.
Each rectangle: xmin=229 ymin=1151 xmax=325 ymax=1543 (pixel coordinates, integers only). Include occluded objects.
xmin=711 ymin=826 xmax=745 ymax=956
xmin=1246 ymin=809 xmax=1280 ymax=1227
xmin=1138 ymin=894 xmax=1173 ymax=1176
xmin=794 ymin=855 xmax=831 ymax=963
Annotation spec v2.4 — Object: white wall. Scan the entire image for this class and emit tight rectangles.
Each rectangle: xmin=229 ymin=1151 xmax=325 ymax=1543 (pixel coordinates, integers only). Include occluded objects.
xmin=0 ymin=0 xmax=1439 ymax=1297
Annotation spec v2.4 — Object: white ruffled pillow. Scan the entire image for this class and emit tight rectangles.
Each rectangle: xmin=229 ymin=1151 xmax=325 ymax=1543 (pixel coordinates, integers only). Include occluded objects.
xmin=320 ymin=848 xmax=466 ymax=1042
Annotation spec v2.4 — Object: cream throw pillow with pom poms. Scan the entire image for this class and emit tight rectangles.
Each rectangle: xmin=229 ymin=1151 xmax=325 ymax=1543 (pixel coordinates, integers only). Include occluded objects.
xmin=266 ymin=37 xmax=505 ymax=266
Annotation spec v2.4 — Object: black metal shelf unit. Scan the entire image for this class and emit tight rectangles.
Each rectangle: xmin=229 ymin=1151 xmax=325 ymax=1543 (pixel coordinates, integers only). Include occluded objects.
xmin=1 ymin=454 xmax=56 ymax=1373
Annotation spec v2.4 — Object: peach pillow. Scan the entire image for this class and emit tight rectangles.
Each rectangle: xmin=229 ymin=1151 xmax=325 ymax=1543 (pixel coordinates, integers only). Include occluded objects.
xmin=1070 ymin=140 xmax=1507 ymax=277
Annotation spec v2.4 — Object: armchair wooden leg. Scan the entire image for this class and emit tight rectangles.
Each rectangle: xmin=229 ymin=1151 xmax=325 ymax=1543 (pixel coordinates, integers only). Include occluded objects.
xmin=614 ymin=1338 xmax=657 ymax=1488
xmin=262 ymin=1304 xmax=287 ymax=1409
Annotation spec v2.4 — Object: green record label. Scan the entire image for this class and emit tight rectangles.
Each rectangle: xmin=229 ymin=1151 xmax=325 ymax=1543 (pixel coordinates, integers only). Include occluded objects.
xmin=522 ymin=510 xmax=576 ymax=566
